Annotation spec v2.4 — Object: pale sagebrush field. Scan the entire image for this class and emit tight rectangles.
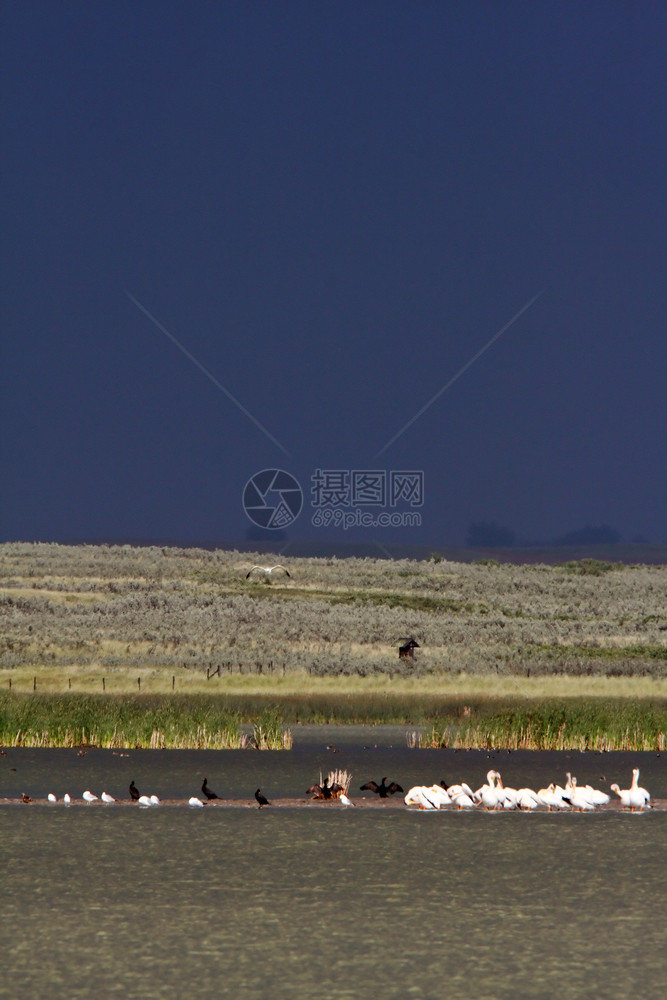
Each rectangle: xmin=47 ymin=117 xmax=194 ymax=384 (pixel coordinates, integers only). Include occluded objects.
xmin=1 ymin=542 xmax=666 ymax=696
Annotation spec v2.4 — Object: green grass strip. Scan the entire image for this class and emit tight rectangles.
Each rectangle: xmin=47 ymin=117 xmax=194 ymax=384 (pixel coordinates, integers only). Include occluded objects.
xmin=0 ymin=694 xmax=291 ymax=749
xmin=0 ymin=692 xmax=664 ymax=750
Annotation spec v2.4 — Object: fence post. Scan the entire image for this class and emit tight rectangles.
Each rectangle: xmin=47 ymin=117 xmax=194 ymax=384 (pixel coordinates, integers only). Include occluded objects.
xmin=137 ymin=676 xmax=141 ymax=691
xmin=33 ymin=676 xmax=37 ymax=691
xmin=172 ymin=675 xmax=175 ymax=690
xmin=102 ymin=677 xmax=106 ymax=692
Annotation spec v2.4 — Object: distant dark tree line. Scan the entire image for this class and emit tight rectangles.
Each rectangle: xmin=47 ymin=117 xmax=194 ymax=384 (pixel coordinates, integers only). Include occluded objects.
xmin=466 ymin=521 xmax=622 ymax=549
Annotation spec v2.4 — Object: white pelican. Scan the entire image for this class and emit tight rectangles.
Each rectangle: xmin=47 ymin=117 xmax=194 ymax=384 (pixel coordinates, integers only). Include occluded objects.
xmin=82 ymin=790 xmax=98 ymax=802
xmin=537 ymin=784 xmax=570 ymax=810
xmin=611 ymin=768 xmax=651 ymax=812
xmin=476 ymin=771 xmax=503 ymax=810
xmin=451 ymin=790 xmax=476 ymax=809
xmin=246 ymin=565 xmax=291 ymax=579
xmin=338 ymin=793 xmax=355 ymax=807
xmin=564 ymin=777 xmax=595 ymax=812
xmin=404 ymin=786 xmax=425 ymax=806
xmin=444 ymin=781 xmax=475 ymax=799
xmin=63 ymin=793 xmax=71 ymax=805
xmin=630 ymin=767 xmax=652 ymax=805
xmin=137 ymin=795 xmax=153 ymax=807
xmin=516 ymin=788 xmax=540 ymax=811
xmin=424 ymin=784 xmax=451 ymax=807
xmin=188 ymin=796 xmax=204 ymax=807
xmin=563 ymin=774 xmax=607 ymax=808
xmin=581 ymin=784 xmax=610 ymax=806
xmin=493 ymin=774 xmax=519 ymax=809
xmin=404 ymin=786 xmax=438 ymax=809
xmin=610 ymin=784 xmax=634 ymax=811
xmin=47 ymin=793 xmax=57 ymax=803
xmin=150 ymin=795 xmax=160 ymax=805
xmin=101 ymin=792 xmax=115 ymax=804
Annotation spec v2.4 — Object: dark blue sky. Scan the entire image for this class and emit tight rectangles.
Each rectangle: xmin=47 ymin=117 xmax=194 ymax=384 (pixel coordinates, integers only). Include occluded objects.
xmin=2 ymin=2 xmax=666 ymax=549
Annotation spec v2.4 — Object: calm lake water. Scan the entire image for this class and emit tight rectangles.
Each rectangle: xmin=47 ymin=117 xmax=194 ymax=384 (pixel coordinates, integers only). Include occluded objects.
xmin=2 ymin=728 xmax=666 ymax=1000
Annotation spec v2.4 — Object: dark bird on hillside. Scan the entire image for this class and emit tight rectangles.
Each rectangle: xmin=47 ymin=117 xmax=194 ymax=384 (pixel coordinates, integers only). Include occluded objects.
xmin=21 ymin=792 xmax=32 ymax=803
xmin=360 ymin=777 xmax=404 ymax=798
xmin=306 ymin=777 xmax=343 ymax=800
xmin=255 ymin=788 xmax=270 ymax=808
xmin=202 ymin=777 xmax=220 ymax=800
xmin=129 ymin=780 xmax=140 ymax=801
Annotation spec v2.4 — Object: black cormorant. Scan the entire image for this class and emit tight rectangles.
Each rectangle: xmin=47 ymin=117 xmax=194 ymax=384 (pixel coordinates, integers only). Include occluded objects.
xmin=202 ymin=778 xmax=220 ymax=800
xmin=255 ymin=789 xmax=270 ymax=808
xmin=359 ymin=777 xmax=404 ymax=798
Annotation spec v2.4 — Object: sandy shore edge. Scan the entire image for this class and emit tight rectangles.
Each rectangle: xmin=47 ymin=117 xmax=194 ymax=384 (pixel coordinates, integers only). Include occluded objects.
xmin=2 ymin=796 xmax=664 ymax=811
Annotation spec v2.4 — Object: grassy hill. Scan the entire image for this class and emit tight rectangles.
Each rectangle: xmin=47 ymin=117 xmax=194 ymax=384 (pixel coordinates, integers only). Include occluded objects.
xmin=1 ymin=542 xmax=665 ymax=748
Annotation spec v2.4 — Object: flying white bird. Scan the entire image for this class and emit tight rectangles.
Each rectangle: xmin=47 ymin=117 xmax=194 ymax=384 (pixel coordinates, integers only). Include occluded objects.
xmin=246 ymin=565 xmax=291 ymax=579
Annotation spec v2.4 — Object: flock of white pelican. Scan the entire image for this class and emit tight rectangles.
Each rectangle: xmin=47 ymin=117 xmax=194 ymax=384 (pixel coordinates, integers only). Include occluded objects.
xmin=404 ymin=767 xmax=652 ymax=812
xmin=19 ymin=767 xmax=654 ymax=812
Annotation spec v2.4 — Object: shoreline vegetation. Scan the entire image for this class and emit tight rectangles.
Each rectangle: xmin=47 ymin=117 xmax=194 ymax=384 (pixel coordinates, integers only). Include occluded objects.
xmin=1 ymin=542 xmax=666 ymax=750
xmin=0 ymin=691 xmax=664 ymax=751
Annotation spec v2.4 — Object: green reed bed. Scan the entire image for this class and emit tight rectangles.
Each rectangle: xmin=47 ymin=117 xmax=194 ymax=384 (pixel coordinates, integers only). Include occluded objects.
xmin=193 ymin=690 xmax=665 ymax=743
xmin=178 ymin=691 xmax=664 ymax=751
xmin=0 ymin=694 xmax=291 ymax=749
xmin=416 ymin=698 xmax=666 ymax=751
xmin=0 ymin=692 xmax=663 ymax=751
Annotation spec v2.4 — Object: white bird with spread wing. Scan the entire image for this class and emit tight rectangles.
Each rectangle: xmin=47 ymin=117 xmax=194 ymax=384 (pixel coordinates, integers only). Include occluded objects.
xmin=246 ymin=565 xmax=291 ymax=579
